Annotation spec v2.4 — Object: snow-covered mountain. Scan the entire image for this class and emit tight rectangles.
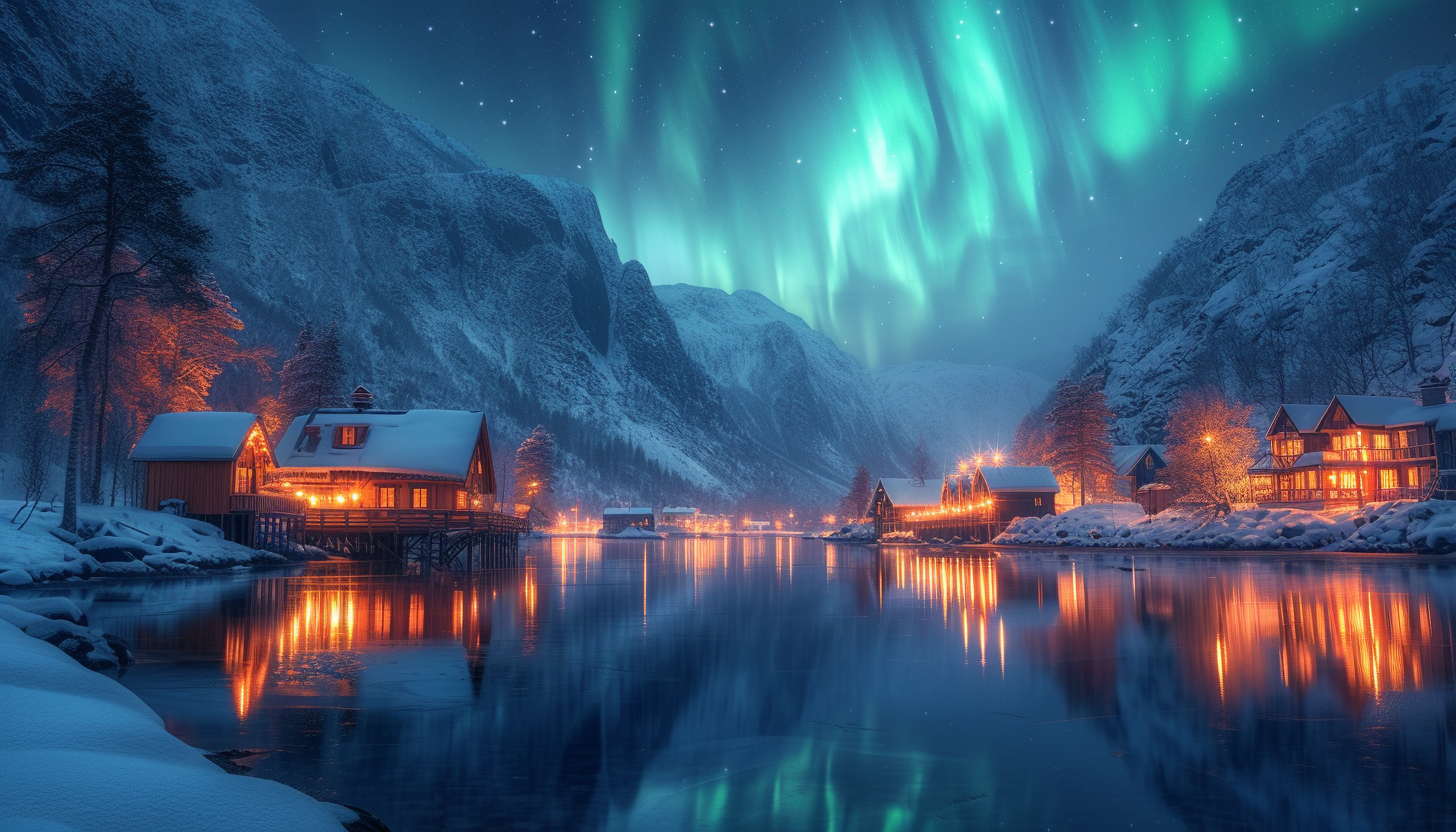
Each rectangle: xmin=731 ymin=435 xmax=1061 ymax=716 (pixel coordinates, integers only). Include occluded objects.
xmin=1073 ymin=63 xmax=1456 ymax=441
xmin=657 ymin=285 xmax=1051 ymax=487
xmin=0 ymin=0 xmax=1046 ymax=505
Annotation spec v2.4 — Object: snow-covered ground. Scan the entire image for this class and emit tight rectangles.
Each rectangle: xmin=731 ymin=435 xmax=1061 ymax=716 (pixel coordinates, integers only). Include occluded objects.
xmin=0 ymin=501 xmax=284 ymax=584
xmin=0 ymin=614 xmax=360 ymax=831
xmin=995 ymin=501 xmax=1456 ymax=553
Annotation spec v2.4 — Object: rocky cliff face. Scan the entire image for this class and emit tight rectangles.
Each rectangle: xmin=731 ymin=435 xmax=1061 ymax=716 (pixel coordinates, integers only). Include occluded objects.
xmin=0 ymin=0 xmax=1047 ymax=504
xmin=656 ymin=284 xmax=1052 ymax=491
xmin=1072 ymin=64 xmax=1456 ymax=440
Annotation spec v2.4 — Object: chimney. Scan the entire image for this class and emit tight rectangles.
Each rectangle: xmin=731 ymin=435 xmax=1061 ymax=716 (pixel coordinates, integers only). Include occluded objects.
xmin=1419 ymin=375 xmax=1450 ymax=407
xmin=350 ymin=385 xmax=375 ymax=411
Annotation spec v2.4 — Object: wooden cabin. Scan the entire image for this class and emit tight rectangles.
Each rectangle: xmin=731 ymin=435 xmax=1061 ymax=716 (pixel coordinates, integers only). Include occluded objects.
xmin=1111 ymin=444 xmax=1168 ymax=513
xmin=971 ymin=466 xmax=1060 ymax=524
xmin=1249 ymin=378 xmax=1456 ymax=508
xmin=130 ymin=412 xmax=274 ymax=517
xmin=269 ymin=407 xmax=496 ymax=513
xmin=602 ymin=507 xmax=655 ymax=534
xmin=869 ymin=477 xmax=940 ymax=537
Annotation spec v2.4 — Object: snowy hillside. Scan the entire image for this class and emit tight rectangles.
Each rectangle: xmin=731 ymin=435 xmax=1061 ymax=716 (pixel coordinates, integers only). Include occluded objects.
xmin=871 ymin=361 xmax=1052 ymax=460
xmin=1073 ymin=63 xmax=1456 ymax=441
xmin=656 ymin=285 xmax=1051 ymax=485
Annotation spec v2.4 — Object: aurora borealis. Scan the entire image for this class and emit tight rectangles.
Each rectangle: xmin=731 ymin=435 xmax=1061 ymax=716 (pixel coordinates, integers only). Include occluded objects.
xmin=252 ymin=0 xmax=1456 ymax=371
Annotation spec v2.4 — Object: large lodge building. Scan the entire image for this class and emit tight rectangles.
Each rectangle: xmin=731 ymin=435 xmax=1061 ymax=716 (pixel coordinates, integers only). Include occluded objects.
xmin=1249 ymin=376 xmax=1456 ymax=509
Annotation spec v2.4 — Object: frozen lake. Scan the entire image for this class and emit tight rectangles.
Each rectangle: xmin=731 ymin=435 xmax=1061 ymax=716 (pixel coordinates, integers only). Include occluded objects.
xmin=21 ymin=538 xmax=1456 ymax=831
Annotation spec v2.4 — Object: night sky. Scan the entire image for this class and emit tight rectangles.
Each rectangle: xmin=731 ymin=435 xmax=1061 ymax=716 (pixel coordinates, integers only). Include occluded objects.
xmin=249 ymin=0 xmax=1456 ymax=375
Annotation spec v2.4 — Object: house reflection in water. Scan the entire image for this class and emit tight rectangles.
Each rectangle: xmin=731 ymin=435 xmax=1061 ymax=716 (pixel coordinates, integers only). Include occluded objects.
xmin=222 ymin=572 xmax=516 ymax=720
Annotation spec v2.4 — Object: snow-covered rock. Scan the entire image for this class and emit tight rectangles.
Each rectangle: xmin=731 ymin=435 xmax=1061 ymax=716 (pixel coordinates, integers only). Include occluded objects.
xmin=0 ymin=501 xmax=285 ymax=583
xmin=995 ymin=500 xmax=1456 ymax=553
xmin=0 ymin=617 xmax=348 ymax=831
xmin=1068 ymin=64 xmax=1456 ymax=440
xmin=823 ymin=522 xmax=876 ymax=542
xmin=598 ymin=526 xmax=667 ymax=540
xmin=0 ymin=596 xmax=132 ymax=672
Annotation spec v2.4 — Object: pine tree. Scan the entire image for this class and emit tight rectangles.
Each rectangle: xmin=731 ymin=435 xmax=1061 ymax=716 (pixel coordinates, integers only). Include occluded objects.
xmin=3 ymin=72 xmax=210 ymax=532
xmin=1164 ymin=387 xmax=1257 ymax=513
xmin=839 ymin=465 xmax=873 ymax=523
xmin=1046 ymin=375 xmax=1116 ymax=507
xmin=513 ymin=426 xmax=556 ymax=514
xmin=278 ymin=321 xmax=345 ymax=416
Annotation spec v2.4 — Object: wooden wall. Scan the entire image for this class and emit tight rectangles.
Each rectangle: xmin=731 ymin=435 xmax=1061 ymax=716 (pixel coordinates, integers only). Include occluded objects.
xmin=144 ymin=461 xmax=234 ymax=515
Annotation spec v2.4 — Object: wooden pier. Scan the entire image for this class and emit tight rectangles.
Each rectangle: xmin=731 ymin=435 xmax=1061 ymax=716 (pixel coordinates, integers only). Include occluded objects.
xmin=302 ymin=508 xmax=528 ymax=571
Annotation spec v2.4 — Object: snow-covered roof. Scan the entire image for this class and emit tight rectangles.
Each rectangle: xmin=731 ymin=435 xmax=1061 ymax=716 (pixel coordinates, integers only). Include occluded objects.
xmin=876 ymin=477 xmax=940 ymax=508
xmin=1269 ymin=404 xmax=1327 ymax=435
xmin=1110 ymin=444 xmax=1166 ymax=477
xmin=662 ymin=507 xmax=698 ymax=515
xmin=274 ymin=409 xmax=486 ymax=481
xmin=976 ymin=466 xmax=1061 ymax=494
xmin=1293 ymin=451 xmax=1329 ymax=468
xmin=1325 ymin=395 xmax=1428 ymax=428
xmin=130 ymin=412 xmax=263 ymax=462
xmin=603 ymin=507 xmax=654 ymax=516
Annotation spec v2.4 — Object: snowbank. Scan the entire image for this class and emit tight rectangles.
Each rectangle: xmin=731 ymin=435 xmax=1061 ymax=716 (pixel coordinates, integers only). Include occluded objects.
xmin=0 ymin=596 xmax=133 ymax=673
xmin=0 ymin=617 xmax=352 ymax=831
xmin=598 ymin=526 xmax=667 ymax=540
xmin=995 ymin=500 xmax=1456 ymax=553
xmin=823 ymin=522 xmax=876 ymax=542
xmin=0 ymin=501 xmax=286 ymax=583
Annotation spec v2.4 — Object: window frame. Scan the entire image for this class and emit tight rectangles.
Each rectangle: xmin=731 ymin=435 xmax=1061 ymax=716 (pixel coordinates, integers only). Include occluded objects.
xmin=411 ymin=487 xmax=429 ymax=509
xmin=377 ymin=486 xmax=397 ymax=509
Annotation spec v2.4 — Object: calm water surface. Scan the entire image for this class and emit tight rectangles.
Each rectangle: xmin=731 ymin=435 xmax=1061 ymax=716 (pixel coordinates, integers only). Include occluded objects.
xmin=22 ymin=538 xmax=1456 ymax=831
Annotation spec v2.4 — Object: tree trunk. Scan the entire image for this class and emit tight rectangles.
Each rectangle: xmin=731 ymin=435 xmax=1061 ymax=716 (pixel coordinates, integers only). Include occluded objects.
xmin=87 ymin=315 xmax=113 ymax=504
xmin=61 ymin=281 xmax=113 ymax=533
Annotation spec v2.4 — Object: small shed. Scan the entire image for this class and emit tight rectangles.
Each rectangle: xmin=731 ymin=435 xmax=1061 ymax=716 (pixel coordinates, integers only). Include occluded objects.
xmin=602 ymin=507 xmax=655 ymax=534
xmin=130 ymin=412 xmax=274 ymax=516
xmin=971 ymin=466 xmax=1059 ymax=524
xmin=1111 ymin=444 xmax=1166 ymax=498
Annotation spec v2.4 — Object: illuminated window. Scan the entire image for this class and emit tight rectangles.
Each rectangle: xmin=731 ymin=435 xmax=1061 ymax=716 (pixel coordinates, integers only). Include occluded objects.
xmin=1408 ymin=467 xmax=1425 ymax=488
xmin=1338 ymin=471 xmax=1358 ymax=490
xmin=455 ymin=490 xmax=468 ymax=510
xmin=1379 ymin=469 xmax=1398 ymax=490
xmin=411 ymin=487 xmax=429 ymax=508
xmin=333 ymin=425 xmax=368 ymax=448
xmin=1372 ymin=433 xmax=1390 ymax=450
xmin=234 ymin=465 xmax=254 ymax=494
xmin=1273 ymin=438 xmax=1303 ymax=457
xmin=378 ymin=486 xmax=397 ymax=508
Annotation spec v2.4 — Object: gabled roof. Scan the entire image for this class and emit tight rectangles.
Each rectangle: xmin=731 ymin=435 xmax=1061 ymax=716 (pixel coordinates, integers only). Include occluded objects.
xmin=130 ymin=412 xmax=264 ymax=462
xmin=1110 ymin=444 xmax=1167 ymax=477
xmin=274 ymin=409 xmax=487 ymax=481
xmin=1319 ymin=395 xmax=1427 ymax=430
xmin=875 ymin=477 xmax=940 ymax=508
xmin=975 ymin=466 xmax=1061 ymax=494
xmin=603 ymin=507 xmax=654 ymax=516
xmin=1268 ymin=404 xmax=1326 ymax=436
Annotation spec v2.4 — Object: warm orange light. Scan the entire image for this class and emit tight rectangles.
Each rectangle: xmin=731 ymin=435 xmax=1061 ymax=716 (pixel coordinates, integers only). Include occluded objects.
xmin=294 ymin=490 xmax=304 ymax=497
xmin=1204 ymin=435 xmax=1213 ymax=443
xmin=993 ymin=454 xmax=1002 ymax=464
xmin=308 ymin=496 xmax=318 ymax=506
xmin=351 ymin=493 xmax=360 ymax=501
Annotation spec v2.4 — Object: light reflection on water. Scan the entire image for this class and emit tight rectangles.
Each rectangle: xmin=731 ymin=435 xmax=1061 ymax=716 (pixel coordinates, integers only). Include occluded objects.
xmin=24 ymin=539 xmax=1456 ymax=831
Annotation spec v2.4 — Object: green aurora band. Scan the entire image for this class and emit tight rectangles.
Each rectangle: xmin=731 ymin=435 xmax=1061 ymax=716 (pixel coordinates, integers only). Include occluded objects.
xmin=585 ymin=0 xmax=1410 ymax=365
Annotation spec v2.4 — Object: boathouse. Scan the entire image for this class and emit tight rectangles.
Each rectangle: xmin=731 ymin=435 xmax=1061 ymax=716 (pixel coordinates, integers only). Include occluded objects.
xmin=1248 ymin=377 xmax=1456 ymax=508
xmin=971 ymin=466 xmax=1060 ymax=524
xmin=601 ymin=507 xmax=655 ymax=534
xmin=869 ymin=477 xmax=941 ymax=538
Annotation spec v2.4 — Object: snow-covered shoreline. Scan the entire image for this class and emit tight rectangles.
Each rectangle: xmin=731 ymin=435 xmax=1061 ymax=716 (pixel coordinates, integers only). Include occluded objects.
xmin=0 ymin=613 xmax=378 ymax=831
xmin=0 ymin=501 xmax=288 ymax=585
xmin=994 ymin=501 xmax=1456 ymax=553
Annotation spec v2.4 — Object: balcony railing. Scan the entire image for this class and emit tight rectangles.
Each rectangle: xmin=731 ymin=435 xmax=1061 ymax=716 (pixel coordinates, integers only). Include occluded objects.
xmin=1324 ymin=444 xmax=1435 ymax=463
xmin=1373 ymin=486 xmax=1426 ymax=502
xmin=229 ymin=493 xmax=307 ymax=514
xmin=304 ymin=508 xmax=529 ymax=536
